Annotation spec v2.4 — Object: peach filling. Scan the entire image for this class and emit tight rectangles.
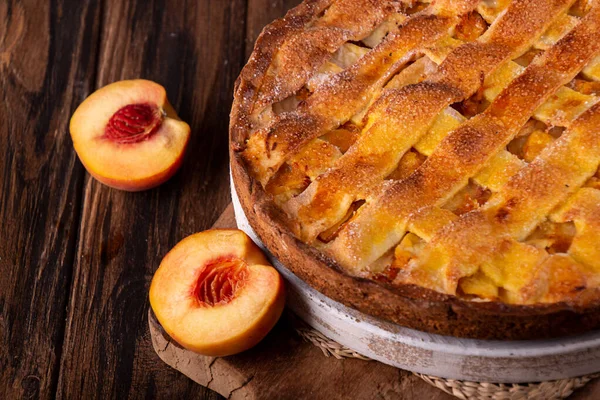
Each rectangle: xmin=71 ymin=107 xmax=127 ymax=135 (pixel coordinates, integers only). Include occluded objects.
xmin=105 ymin=103 xmax=164 ymax=144
xmin=194 ymin=258 xmax=249 ymax=307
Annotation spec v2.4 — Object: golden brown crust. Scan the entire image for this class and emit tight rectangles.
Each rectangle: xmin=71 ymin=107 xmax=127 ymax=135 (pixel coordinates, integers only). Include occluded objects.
xmin=230 ymin=0 xmax=600 ymax=339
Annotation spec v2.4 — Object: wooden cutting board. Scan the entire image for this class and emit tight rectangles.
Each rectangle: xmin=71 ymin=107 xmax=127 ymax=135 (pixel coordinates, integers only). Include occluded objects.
xmin=149 ymin=204 xmax=600 ymax=399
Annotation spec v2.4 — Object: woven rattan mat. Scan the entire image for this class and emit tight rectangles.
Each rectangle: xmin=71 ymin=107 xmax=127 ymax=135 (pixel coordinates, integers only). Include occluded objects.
xmin=290 ymin=314 xmax=599 ymax=400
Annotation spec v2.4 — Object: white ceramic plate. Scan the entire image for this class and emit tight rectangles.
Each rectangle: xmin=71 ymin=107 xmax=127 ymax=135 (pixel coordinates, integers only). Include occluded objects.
xmin=230 ymin=174 xmax=600 ymax=383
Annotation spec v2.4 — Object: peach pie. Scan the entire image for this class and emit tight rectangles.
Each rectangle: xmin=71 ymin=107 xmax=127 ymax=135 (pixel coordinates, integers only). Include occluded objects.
xmin=231 ymin=0 xmax=600 ymax=339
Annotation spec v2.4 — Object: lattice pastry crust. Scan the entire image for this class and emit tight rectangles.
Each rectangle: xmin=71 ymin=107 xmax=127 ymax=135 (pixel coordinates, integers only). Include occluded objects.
xmin=231 ymin=0 xmax=600 ymax=339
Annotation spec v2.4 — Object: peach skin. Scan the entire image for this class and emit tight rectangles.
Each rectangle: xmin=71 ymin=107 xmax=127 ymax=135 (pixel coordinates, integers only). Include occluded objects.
xmin=149 ymin=229 xmax=286 ymax=357
xmin=69 ymin=79 xmax=190 ymax=191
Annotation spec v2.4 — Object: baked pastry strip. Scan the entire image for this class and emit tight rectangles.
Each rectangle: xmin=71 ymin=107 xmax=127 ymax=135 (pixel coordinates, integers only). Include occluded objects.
xmin=285 ymin=0 xmax=576 ymax=242
xmin=400 ymin=102 xmax=600 ymax=303
xmin=327 ymin=3 xmax=600 ymax=272
xmin=242 ymin=0 xmax=481 ymax=184
xmin=253 ymin=0 xmax=406 ymax=110
xmin=238 ymin=0 xmax=332 ymax=106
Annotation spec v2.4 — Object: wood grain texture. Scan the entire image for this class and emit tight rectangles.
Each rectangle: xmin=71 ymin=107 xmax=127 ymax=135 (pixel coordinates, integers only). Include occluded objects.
xmin=0 ymin=1 xmax=100 ymax=398
xmin=56 ymin=0 xmax=245 ymax=398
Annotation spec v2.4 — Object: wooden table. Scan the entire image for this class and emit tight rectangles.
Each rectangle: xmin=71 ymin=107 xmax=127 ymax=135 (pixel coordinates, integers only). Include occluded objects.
xmin=1 ymin=1 xmax=599 ymax=399
xmin=0 ymin=0 xmax=301 ymax=398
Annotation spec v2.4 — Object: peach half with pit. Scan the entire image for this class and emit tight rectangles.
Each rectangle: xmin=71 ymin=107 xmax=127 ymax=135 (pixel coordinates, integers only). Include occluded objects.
xmin=70 ymin=79 xmax=190 ymax=191
xmin=149 ymin=229 xmax=285 ymax=357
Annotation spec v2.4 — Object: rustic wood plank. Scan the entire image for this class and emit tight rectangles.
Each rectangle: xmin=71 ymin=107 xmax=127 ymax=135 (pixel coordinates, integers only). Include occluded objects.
xmin=0 ymin=1 xmax=101 ymax=398
xmin=56 ymin=0 xmax=246 ymax=398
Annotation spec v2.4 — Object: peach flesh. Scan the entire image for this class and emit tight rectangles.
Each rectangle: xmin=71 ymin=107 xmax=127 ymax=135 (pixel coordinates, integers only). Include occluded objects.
xmin=70 ymin=79 xmax=191 ymax=191
xmin=150 ymin=230 xmax=285 ymax=357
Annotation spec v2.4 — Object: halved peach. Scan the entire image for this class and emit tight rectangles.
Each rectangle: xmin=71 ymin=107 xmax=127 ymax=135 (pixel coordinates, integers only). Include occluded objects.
xmin=149 ymin=229 xmax=285 ymax=357
xmin=70 ymin=79 xmax=190 ymax=191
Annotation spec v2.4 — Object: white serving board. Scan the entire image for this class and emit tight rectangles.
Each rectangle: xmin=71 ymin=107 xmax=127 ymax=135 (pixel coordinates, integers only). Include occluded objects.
xmin=230 ymin=175 xmax=600 ymax=383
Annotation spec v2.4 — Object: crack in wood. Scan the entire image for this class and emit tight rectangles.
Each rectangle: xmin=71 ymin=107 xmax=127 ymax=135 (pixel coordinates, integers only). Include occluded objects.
xmin=161 ymin=338 xmax=171 ymax=353
xmin=227 ymin=374 xmax=255 ymax=400
xmin=206 ymin=357 xmax=218 ymax=389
